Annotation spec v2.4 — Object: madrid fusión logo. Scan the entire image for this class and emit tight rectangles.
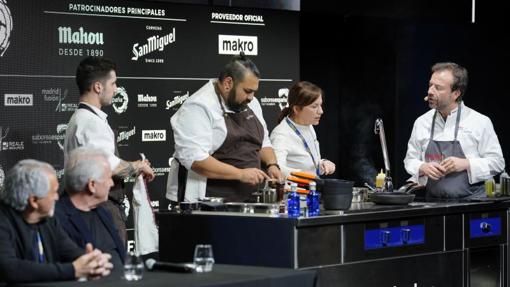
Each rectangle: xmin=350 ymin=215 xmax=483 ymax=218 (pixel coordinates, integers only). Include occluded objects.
xmin=112 ymin=87 xmax=129 ymax=114
xmin=0 ymin=0 xmax=13 ymax=57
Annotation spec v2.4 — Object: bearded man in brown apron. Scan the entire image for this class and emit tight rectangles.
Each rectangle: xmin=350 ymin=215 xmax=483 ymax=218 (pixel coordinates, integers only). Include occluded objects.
xmin=167 ymin=53 xmax=284 ymax=203
xmin=404 ymin=62 xmax=505 ymax=200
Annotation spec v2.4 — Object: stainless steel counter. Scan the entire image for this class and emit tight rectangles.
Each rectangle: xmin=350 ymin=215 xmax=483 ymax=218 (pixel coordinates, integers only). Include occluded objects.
xmin=157 ymin=200 xmax=510 ymax=287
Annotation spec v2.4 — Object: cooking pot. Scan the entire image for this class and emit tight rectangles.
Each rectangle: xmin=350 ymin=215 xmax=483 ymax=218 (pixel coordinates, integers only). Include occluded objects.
xmin=321 ymin=179 xmax=354 ymax=210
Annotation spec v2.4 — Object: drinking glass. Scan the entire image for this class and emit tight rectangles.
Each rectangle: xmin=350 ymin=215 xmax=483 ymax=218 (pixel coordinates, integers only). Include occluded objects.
xmin=194 ymin=244 xmax=215 ymax=273
xmin=124 ymin=251 xmax=144 ymax=281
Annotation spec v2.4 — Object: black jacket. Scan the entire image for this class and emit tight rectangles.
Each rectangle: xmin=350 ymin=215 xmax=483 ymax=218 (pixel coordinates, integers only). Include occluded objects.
xmin=55 ymin=195 xmax=125 ymax=264
xmin=0 ymin=204 xmax=83 ymax=283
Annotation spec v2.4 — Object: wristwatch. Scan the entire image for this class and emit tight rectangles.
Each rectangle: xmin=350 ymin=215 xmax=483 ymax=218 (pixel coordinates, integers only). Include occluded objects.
xmin=266 ymin=163 xmax=280 ymax=170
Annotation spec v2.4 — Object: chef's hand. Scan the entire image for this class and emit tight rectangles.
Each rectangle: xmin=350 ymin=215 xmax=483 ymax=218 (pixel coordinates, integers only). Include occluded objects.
xmin=419 ymin=162 xmax=446 ymax=180
xmin=320 ymin=160 xmax=336 ymax=175
xmin=267 ymin=165 xmax=284 ymax=182
xmin=440 ymin=157 xmax=469 ymax=175
xmin=239 ymin=168 xmax=269 ymax=185
xmin=135 ymin=159 xmax=155 ymax=182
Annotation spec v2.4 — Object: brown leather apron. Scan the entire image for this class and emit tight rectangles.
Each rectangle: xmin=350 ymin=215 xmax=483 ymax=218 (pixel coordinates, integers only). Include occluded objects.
xmin=206 ymin=95 xmax=264 ymax=202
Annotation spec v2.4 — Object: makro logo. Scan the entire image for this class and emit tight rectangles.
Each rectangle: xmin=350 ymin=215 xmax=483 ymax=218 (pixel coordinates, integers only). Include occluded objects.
xmin=112 ymin=87 xmax=129 ymax=114
xmin=142 ymin=130 xmax=166 ymax=142
xmin=4 ymin=94 xmax=33 ymax=106
xmin=131 ymin=28 xmax=176 ymax=61
xmin=0 ymin=0 xmax=13 ymax=57
xmin=58 ymin=26 xmax=104 ymax=45
xmin=218 ymin=35 xmax=257 ymax=55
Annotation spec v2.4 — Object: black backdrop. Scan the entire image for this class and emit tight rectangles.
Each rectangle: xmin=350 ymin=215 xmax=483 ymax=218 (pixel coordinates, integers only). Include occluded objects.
xmin=0 ymin=0 xmax=299 ymax=250
xmin=301 ymin=0 xmax=509 ymax=188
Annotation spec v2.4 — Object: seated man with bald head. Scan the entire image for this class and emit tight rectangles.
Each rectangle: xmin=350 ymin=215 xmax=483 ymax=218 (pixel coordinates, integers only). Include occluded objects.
xmin=56 ymin=147 xmax=126 ymax=273
xmin=0 ymin=159 xmax=112 ymax=283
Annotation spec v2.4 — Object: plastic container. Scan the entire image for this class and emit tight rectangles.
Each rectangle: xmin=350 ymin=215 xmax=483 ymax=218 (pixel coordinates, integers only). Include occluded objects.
xmin=307 ymin=182 xmax=320 ymax=216
xmin=287 ymin=183 xmax=300 ymax=217
xmin=485 ymin=178 xmax=495 ymax=197
xmin=375 ymin=169 xmax=385 ymax=188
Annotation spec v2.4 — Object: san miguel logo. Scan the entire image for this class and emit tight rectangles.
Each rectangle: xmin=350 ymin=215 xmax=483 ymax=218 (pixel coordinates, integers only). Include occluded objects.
xmin=166 ymin=91 xmax=189 ymax=110
xmin=0 ymin=0 xmax=13 ymax=57
xmin=131 ymin=28 xmax=176 ymax=61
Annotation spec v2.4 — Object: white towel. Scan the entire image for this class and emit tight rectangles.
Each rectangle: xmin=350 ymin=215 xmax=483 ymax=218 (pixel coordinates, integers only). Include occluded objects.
xmin=132 ymin=174 xmax=159 ymax=255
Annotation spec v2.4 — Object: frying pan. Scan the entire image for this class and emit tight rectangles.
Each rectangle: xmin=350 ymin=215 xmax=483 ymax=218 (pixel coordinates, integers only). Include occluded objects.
xmin=368 ymin=182 xmax=424 ymax=205
xmin=369 ymin=192 xmax=415 ymax=205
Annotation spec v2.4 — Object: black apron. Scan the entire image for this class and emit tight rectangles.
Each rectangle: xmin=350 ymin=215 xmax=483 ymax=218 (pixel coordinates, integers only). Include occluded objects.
xmin=425 ymin=103 xmax=484 ymax=199
xmin=206 ymin=107 xmax=264 ymax=202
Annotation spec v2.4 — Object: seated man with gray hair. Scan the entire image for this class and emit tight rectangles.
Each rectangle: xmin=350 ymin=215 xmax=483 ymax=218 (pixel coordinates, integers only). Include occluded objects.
xmin=55 ymin=147 xmax=126 ymax=273
xmin=0 ymin=159 xmax=113 ymax=283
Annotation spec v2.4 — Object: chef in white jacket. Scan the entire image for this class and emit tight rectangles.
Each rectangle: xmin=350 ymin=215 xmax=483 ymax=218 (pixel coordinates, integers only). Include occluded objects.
xmin=270 ymin=81 xmax=336 ymax=178
xmin=404 ymin=62 xmax=505 ymax=199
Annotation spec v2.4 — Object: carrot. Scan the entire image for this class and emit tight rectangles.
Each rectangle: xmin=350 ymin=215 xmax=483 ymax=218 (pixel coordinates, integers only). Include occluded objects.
xmin=290 ymin=171 xmax=317 ymax=180
xmin=287 ymin=175 xmax=311 ymax=185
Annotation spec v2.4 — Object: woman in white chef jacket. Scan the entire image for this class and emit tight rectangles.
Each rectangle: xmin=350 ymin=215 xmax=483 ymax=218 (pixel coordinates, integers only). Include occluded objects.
xmin=270 ymin=81 xmax=336 ymax=178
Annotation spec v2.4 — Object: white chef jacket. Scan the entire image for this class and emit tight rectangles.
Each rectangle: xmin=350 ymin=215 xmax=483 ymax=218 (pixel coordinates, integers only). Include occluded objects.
xmin=270 ymin=117 xmax=323 ymax=178
xmin=404 ymin=102 xmax=505 ymax=186
xmin=64 ymin=102 xmax=121 ymax=170
xmin=166 ymin=79 xmax=272 ymax=202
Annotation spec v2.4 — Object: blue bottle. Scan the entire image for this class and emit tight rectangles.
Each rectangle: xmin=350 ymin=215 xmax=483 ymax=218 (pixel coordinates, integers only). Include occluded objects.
xmin=307 ymin=181 xmax=320 ymax=216
xmin=287 ymin=183 xmax=300 ymax=218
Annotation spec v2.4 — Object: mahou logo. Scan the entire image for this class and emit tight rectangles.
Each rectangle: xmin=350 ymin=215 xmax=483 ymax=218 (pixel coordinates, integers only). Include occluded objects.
xmin=58 ymin=26 xmax=104 ymax=45
xmin=0 ymin=0 xmax=13 ymax=57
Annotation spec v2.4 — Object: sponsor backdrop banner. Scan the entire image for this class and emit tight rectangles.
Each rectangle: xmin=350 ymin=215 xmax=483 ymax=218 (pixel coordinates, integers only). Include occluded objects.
xmin=0 ymin=0 xmax=299 ymax=249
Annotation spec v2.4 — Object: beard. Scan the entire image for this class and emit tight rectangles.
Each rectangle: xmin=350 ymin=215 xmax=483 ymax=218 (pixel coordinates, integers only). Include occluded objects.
xmin=226 ymin=87 xmax=250 ymax=112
